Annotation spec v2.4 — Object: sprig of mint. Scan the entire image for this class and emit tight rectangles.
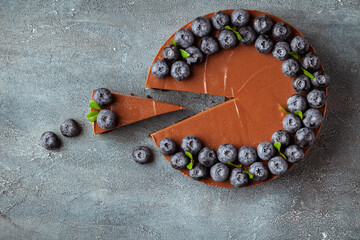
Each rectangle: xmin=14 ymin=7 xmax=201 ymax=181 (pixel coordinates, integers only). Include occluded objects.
xmin=171 ymin=40 xmax=190 ymax=58
xmin=278 ymin=104 xmax=291 ymax=115
xmin=227 ymin=162 xmax=242 ymax=168
xmin=279 ymin=104 xmax=303 ymax=119
xmin=87 ymin=100 xmax=101 ymax=122
xmin=244 ymin=170 xmax=254 ymax=179
xmin=289 ymin=52 xmax=300 ymax=60
xmin=289 ymin=52 xmax=315 ymax=79
xmin=185 ymin=152 xmax=194 ymax=169
xmin=89 ymin=100 xmax=101 ymax=110
xmin=224 ymin=26 xmax=243 ymax=40
xmin=274 ymin=142 xmax=287 ymax=160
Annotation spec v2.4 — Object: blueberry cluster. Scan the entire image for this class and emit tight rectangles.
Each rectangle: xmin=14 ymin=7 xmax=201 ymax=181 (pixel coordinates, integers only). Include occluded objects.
xmin=92 ymin=88 xmax=118 ymax=130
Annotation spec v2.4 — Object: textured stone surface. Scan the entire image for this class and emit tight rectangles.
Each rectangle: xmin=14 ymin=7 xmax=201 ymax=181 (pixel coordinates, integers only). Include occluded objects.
xmin=0 ymin=0 xmax=359 ymax=239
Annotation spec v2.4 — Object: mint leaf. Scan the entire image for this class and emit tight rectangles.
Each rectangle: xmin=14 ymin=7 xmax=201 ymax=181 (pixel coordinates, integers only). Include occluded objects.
xmin=274 ymin=142 xmax=287 ymax=160
xmin=289 ymin=52 xmax=300 ymax=60
xmin=278 ymin=104 xmax=291 ymax=115
xmin=227 ymin=161 xmax=242 ymax=168
xmin=179 ymin=49 xmax=190 ymax=58
xmin=89 ymin=100 xmax=101 ymax=111
xmin=185 ymin=152 xmax=193 ymax=160
xmin=225 ymin=25 xmax=243 ymax=40
xmin=185 ymin=152 xmax=194 ymax=169
xmin=301 ymin=67 xmax=315 ymax=79
xmin=171 ymin=39 xmax=178 ymax=49
xmin=294 ymin=110 xmax=303 ymax=120
xmin=245 ymin=170 xmax=254 ymax=179
xmin=87 ymin=111 xmax=99 ymax=122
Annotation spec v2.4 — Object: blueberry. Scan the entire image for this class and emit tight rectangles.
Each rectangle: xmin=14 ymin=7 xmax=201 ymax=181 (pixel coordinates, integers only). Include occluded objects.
xmin=292 ymin=75 xmax=312 ymax=94
xmin=198 ymin=147 xmax=218 ymax=167
xmin=211 ymin=11 xmax=230 ymax=30
xmin=268 ymin=156 xmax=288 ymax=175
xmin=230 ymin=168 xmax=249 ymax=187
xmin=312 ymin=71 xmax=330 ymax=88
xmin=272 ymin=41 xmax=291 ymax=60
xmin=287 ymin=94 xmax=308 ymax=113
xmin=210 ymin=163 xmax=230 ymax=182
xmin=217 ymin=143 xmax=238 ymax=163
xmin=307 ymin=89 xmax=326 ymax=108
xmin=132 ymin=146 xmax=152 ymax=164
xmin=93 ymin=88 xmax=114 ymax=107
xmin=170 ymin=61 xmax=191 ymax=81
xmin=290 ymin=36 xmax=310 ymax=55
xmin=303 ymin=108 xmax=323 ymax=129
xmin=272 ymin=22 xmax=292 ymax=41
xmin=238 ymin=146 xmax=257 ymax=166
xmin=159 ymin=137 xmax=177 ymax=156
xmin=170 ymin=152 xmax=189 ymax=170
xmin=253 ymin=14 xmax=273 ymax=34
xmin=218 ymin=30 xmax=237 ymax=49
xmin=249 ymin=162 xmax=269 ymax=182
xmin=181 ymin=135 xmax=202 ymax=156
xmin=191 ymin=16 xmax=212 ymax=37
xmin=151 ymin=60 xmax=170 ymax=78
xmin=189 ymin=164 xmax=209 ymax=181
xmin=257 ymin=141 xmax=276 ymax=160
xmin=282 ymin=114 xmax=302 ymax=133
xmin=238 ymin=26 xmax=257 ymax=45
xmin=200 ymin=36 xmax=219 ymax=55
xmin=255 ymin=35 xmax=274 ymax=54
xmin=97 ymin=109 xmax=117 ymax=129
xmin=284 ymin=145 xmax=304 ymax=163
xmin=231 ymin=9 xmax=250 ymax=27
xmin=301 ymin=52 xmax=321 ymax=72
xmin=185 ymin=46 xmax=204 ymax=65
xmin=271 ymin=130 xmax=292 ymax=148
xmin=60 ymin=119 xmax=81 ymax=137
xmin=174 ymin=29 xmax=194 ymax=48
xmin=295 ymin=127 xmax=316 ymax=148
xmin=282 ymin=58 xmax=300 ymax=77
xmin=162 ymin=45 xmax=180 ymax=63
xmin=40 ymin=131 xmax=61 ymax=150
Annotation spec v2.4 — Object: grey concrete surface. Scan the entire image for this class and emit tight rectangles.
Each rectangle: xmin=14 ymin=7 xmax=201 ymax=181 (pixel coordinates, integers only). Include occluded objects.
xmin=0 ymin=0 xmax=359 ymax=239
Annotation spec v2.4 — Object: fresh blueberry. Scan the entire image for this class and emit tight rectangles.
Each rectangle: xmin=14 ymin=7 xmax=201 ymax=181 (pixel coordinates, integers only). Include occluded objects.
xmin=287 ymin=94 xmax=308 ymax=113
xmin=249 ymin=162 xmax=269 ymax=182
xmin=272 ymin=22 xmax=292 ymax=41
xmin=284 ymin=145 xmax=305 ymax=163
xmin=282 ymin=58 xmax=300 ymax=77
xmin=198 ymin=147 xmax=218 ymax=167
xmin=189 ymin=163 xmax=209 ymax=181
xmin=238 ymin=26 xmax=257 ymax=45
xmin=290 ymin=36 xmax=310 ymax=55
xmin=271 ymin=130 xmax=292 ymax=148
xmin=255 ymin=34 xmax=274 ymax=54
xmin=185 ymin=46 xmax=204 ymax=65
xmin=238 ymin=146 xmax=257 ymax=165
xmin=170 ymin=152 xmax=189 ymax=170
xmin=312 ymin=71 xmax=330 ymax=88
xmin=170 ymin=61 xmax=191 ymax=81
xmin=307 ymin=89 xmax=326 ymax=108
xmin=211 ymin=11 xmax=230 ymax=30
xmin=272 ymin=41 xmax=291 ymax=60
xmin=132 ymin=146 xmax=152 ymax=164
xmin=301 ymin=52 xmax=321 ymax=72
xmin=253 ymin=14 xmax=273 ymax=34
xmin=257 ymin=141 xmax=276 ymax=160
xmin=282 ymin=114 xmax=302 ymax=133
xmin=40 ymin=131 xmax=60 ymax=150
xmin=295 ymin=127 xmax=316 ymax=148
xmin=231 ymin=9 xmax=250 ymax=27
xmin=151 ymin=60 xmax=170 ymax=78
xmin=303 ymin=108 xmax=323 ymax=129
xmin=60 ymin=119 xmax=81 ymax=137
xmin=200 ymin=36 xmax=219 ymax=55
xmin=210 ymin=163 xmax=230 ymax=182
xmin=217 ymin=144 xmax=238 ymax=163
xmin=174 ymin=29 xmax=194 ymax=48
xmin=292 ymin=75 xmax=312 ymax=94
xmin=159 ymin=137 xmax=177 ymax=156
xmin=93 ymin=88 xmax=114 ymax=107
xmin=191 ymin=16 xmax=212 ymax=37
xmin=181 ymin=135 xmax=202 ymax=156
xmin=97 ymin=109 xmax=117 ymax=129
xmin=230 ymin=168 xmax=249 ymax=187
xmin=268 ymin=156 xmax=288 ymax=175
xmin=162 ymin=45 xmax=180 ymax=63
xmin=218 ymin=30 xmax=237 ymax=49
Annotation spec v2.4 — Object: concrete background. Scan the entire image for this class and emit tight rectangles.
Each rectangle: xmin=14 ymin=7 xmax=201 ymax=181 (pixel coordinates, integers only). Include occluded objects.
xmin=0 ymin=0 xmax=359 ymax=239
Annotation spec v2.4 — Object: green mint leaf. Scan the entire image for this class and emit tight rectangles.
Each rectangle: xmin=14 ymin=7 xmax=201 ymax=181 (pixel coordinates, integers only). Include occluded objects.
xmin=184 ymin=152 xmax=193 ymax=160
xmin=225 ymin=25 xmax=243 ymax=40
xmin=227 ymin=161 xmax=242 ymax=168
xmin=89 ymin=100 xmax=101 ymax=111
xmin=224 ymin=25 xmax=236 ymax=31
xmin=278 ymin=104 xmax=291 ymax=115
xmin=180 ymin=49 xmax=190 ymax=58
xmin=87 ymin=111 xmax=99 ymax=122
xmin=274 ymin=142 xmax=287 ymax=160
xmin=171 ymin=39 xmax=178 ymax=49
xmin=186 ymin=159 xmax=194 ymax=169
xmin=294 ymin=110 xmax=303 ymax=120
xmin=301 ymin=67 xmax=315 ymax=79
xmin=245 ymin=170 xmax=254 ymax=179
xmin=289 ymin=52 xmax=300 ymax=60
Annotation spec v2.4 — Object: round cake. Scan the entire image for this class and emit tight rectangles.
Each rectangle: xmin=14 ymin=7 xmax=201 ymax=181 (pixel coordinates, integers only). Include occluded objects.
xmin=146 ymin=9 xmax=328 ymax=188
